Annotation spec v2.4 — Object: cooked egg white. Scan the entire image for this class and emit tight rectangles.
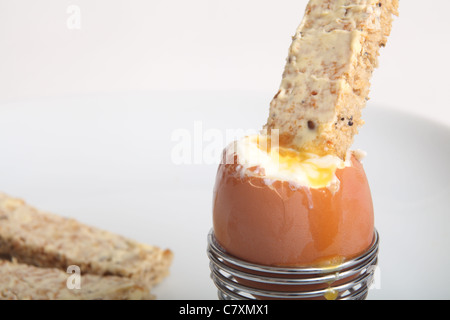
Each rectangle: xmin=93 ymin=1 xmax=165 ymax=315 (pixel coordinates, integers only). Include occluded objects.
xmin=226 ymin=134 xmax=357 ymax=191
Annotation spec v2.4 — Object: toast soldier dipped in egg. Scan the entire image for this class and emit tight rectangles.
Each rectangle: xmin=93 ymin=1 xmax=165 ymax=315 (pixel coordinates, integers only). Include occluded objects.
xmin=266 ymin=0 xmax=399 ymax=158
xmin=209 ymin=0 xmax=399 ymax=300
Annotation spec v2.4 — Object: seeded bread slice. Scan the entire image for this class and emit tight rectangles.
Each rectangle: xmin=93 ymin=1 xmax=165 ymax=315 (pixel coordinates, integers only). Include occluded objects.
xmin=265 ymin=0 xmax=399 ymax=158
xmin=0 ymin=260 xmax=154 ymax=300
xmin=0 ymin=193 xmax=173 ymax=290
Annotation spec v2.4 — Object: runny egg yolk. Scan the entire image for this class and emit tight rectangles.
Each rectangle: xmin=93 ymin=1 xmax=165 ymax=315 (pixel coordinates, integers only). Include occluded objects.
xmin=251 ymin=135 xmax=344 ymax=189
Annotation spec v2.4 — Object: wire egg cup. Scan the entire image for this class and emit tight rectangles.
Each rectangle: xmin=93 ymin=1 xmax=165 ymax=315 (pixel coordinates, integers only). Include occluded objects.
xmin=207 ymin=229 xmax=379 ymax=300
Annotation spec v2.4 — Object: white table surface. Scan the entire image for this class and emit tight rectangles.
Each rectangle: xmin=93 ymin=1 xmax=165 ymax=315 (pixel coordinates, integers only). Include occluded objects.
xmin=0 ymin=91 xmax=449 ymax=300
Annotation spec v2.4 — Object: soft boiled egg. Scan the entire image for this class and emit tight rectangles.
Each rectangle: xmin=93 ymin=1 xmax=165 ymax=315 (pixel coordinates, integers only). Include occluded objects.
xmin=212 ymin=134 xmax=374 ymax=268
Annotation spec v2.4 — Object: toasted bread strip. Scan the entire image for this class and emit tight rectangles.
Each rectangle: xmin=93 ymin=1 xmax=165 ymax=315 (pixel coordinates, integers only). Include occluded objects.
xmin=0 ymin=193 xmax=173 ymax=289
xmin=0 ymin=260 xmax=154 ymax=300
xmin=265 ymin=0 xmax=399 ymax=158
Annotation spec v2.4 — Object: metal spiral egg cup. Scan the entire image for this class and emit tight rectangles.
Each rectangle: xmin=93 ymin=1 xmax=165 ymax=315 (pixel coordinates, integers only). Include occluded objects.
xmin=207 ymin=229 xmax=379 ymax=300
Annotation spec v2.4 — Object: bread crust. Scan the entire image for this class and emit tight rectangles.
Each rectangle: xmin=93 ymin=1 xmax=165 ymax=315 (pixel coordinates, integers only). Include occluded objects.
xmin=0 ymin=260 xmax=154 ymax=300
xmin=0 ymin=193 xmax=173 ymax=291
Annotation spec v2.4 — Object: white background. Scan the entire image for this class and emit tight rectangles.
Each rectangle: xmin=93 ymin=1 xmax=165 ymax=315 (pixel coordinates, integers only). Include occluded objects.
xmin=1 ymin=1 xmax=450 ymax=300
xmin=0 ymin=0 xmax=449 ymax=127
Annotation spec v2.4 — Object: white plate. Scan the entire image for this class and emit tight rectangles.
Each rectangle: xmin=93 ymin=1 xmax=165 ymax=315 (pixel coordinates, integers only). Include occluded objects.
xmin=0 ymin=92 xmax=449 ymax=300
